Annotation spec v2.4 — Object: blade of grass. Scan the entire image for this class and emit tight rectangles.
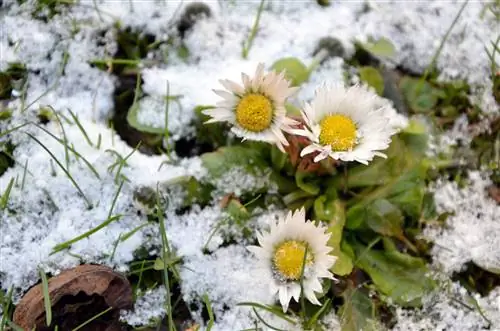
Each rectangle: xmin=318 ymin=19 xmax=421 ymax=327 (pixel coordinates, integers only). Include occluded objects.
xmin=155 ymin=185 xmax=175 ymax=331
xmin=0 ymin=122 xmax=29 ymax=139
xmin=33 ymin=123 xmax=100 ymax=179
xmin=5 ymin=320 xmax=23 ymax=331
xmin=305 ymin=298 xmax=331 ymax=329
xmin=67 ymin=109 xmax=94 ymax=147
xmin=71 ymin=306 xmax=113 ymax=331
xmin=21 ymin=159 xmax=28 ymax=191
xmin=418 ymin=0 xmax=468 ymax=90
xmin=22 ymin=51 xmax=69 ymax=112
xmin=107 ymin=179 xmax=124 ymax=219
xmin=114 ymin=142 xmax=141 ymax=184
xmin=202 ymin=294 xmax=214 ymax=331
xmin=242 ymin=0 xmax=265 ymax=59
xmin=163 ymin=81 xmax=171 ymax=157
xmin=38 ymin=268 xmax=52 ymax=326
xmin=109 ymin=221 xmax=150 ymax=263
xmin=108 ymin=233 xmax=122 ymax=263
xmin=0 ymin=178 xmax=15 ymax=210
xmin=237 ymin=302 xmax=296 ymax=324
xmin=203 ymin=194 xmax=262 ymax=250
xmin=252 ymin=308 xmax=287 ymax=331
xmin=26 ymin=133 xmax=93 ymax=209
xmin=134 ymin=259 xmax=147 ymax=298
xmin=0 ymin=286 xmax=14 ymax=331
xmin=52 ymin=109 xmax=71 ymax=170
xmin=50 ymin=215 xmax=122 ymax=255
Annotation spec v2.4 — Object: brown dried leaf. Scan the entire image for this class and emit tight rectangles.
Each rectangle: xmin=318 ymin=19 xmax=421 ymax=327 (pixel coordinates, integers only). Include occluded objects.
xmin=13 ymin=264 xmax=133 ymax=331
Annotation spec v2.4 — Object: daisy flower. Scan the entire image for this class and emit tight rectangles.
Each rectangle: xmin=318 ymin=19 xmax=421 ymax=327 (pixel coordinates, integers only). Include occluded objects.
xmin=203 ymin=63 xmax=299 ymax=151
xmin=248 ymin=208 xmax=336 ymax=312
xmin=294 ymin=84 xmax=408 ymax=164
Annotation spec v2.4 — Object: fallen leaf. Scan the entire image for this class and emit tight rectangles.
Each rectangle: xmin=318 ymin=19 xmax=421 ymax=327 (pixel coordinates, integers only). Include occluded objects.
xmin=14 ymin=264 xmax=133 ymax=331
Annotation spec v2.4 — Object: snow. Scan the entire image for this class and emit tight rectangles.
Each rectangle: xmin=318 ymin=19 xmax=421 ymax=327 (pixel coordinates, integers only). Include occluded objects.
xmin=0 ymin=0 xmax=498 ymax=329
xmin=392 ymin=281 xmax=500 ymax=331
xmin=424 ymin=171 xmax=500 ymax=275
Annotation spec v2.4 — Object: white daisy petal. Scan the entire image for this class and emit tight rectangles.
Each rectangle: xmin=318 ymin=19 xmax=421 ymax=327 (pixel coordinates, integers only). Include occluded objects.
xmin=204 ymin=63 xmax=297 ymax=150
xmin=219 ymin=79 xmax=245 ymax=95
xmin=300 ymin=144 xmax=320 ymax=157
xmin=279 ymin=286 xmax=291 ymax=312
xmin=248 ymin=208 xmax=336 ymax=311
xmin=297 ymin=83 xmax=407 ymax=165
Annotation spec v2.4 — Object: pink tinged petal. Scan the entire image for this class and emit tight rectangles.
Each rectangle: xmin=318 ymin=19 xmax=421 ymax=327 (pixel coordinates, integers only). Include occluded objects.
xmin=300 ymin=144 xmax=319 ymax=157
xmin=271 ymin=126 xmax=289 ymax=146
xmin=282 ymin=116 xmax=300 ymax=127
xmin=313 ymin=151 xmax=329 ymax=163
xmin=220 ymin=79 xmax=245 ymax=95
xmin=279 ymin=287 xmax=291 ymax=312
xmin=288 ymin=128 xmax=311 ymax=137
xmin=241 ymin=73 xmax=251 ymax=89
xmin=213 ymin=89 xmax=238 ymax=101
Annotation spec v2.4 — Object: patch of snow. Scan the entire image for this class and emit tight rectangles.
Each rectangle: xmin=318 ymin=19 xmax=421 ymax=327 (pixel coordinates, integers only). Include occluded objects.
xmin=392 ymin=281 xmax=500 ymax=331
xmin=210 ymin=165 xmax=278 ymax=198
xmin=424 ymin=171 xmax=500 ymax=275
xmin=121 ymin=286 xmax=167 ymax=326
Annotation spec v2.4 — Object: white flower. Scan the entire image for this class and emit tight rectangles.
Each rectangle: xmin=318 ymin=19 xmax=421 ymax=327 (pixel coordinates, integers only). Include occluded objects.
xmin=248 ymin=208 xmax=336 ymax=312
xmin=203 ymin=63 xmax=299 ymax=152
xmin=293 ymin=84 xmax=408 ymax=165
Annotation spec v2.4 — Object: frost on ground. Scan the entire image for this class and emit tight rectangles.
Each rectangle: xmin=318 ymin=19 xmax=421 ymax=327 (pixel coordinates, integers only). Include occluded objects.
xmin=425 ymin=171 xmax=500 ymax=275
xmin=393 ymin=281 xmax=500 ymax=331
xmin=0 ymin=0 xmax=498 ymax=329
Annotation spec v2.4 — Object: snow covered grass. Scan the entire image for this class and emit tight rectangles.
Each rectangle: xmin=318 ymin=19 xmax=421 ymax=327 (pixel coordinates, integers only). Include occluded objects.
xmin=0 ymin=0 xmax=499 ymax=330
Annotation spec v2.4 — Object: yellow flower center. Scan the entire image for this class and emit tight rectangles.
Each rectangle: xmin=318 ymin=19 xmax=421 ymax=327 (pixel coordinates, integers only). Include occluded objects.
xmin=318 ymin=114 xmax=357 ymax=151
xmin=235 ymin=94 xmax=273 ymax=132
xmin=273 ymin=240 xmax=313 ymax=281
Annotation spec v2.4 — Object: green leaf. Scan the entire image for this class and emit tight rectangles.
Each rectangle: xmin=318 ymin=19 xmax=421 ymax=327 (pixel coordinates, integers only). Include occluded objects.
xmin=333 ymin=250 xmax=354 ymax=276
xmin=345 ymin=204 xmax=367 ymax=230
xmin=365 ymin=199 xmax=404 ymax=237
xmin=339 ymin=286 xmax=382 ymax=331
xmin=126 ymin=102 xmax=165 ymax=134
xmin=358 ymin=66 xmax=384 ymax=95
xmin=271 ymin=57 xmax=310 ymax=86
xmin=270 ymin=146 xmax=287 ymax=172
xmin=399 ymin=120 xmax=429 ymax=156
xmin=382 ymin=238 xmax=425 ymax=268
xmin=385 ymin=166 xmax=426 ymax=219
xmin=360 ymin=37 xmax=396 ymax=58
xmin=335 ymin=137 xmax=410 ymax=189
xmin=325 ymin=199 xmax=345 ymax=247
xmin=295 ymin=170 xmax=320 ymax=195
xmin=225 ymin=199 xmax=251 ymax=225
xmin=318 ymin=199 xmax=353 ymax=276
xmin=400 ymin=76 xmax=443 ymax=113
xmin=354 ymin=244 xmax=435 ymax=307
